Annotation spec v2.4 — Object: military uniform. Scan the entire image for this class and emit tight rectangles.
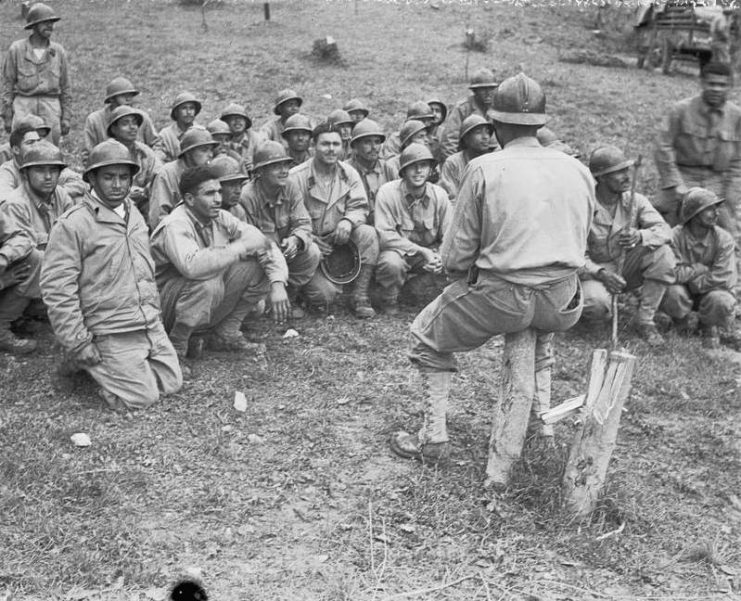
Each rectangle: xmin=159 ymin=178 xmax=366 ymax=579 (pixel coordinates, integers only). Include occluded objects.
xmin=346 ymin=156 xmax=398 ymax=225
xmin=83 ymin=105 xmax=159 ymax=159
xmin=148 ymin=158 xmax=186 ymax=228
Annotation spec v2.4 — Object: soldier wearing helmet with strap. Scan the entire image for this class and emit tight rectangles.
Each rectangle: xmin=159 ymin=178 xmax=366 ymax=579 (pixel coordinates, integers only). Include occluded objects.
xmin=374 ymin=143 xmax=451 ymax=316
xmin=261 ymin=89 xmax=314 ymax=151
xmin=209 ymin=155 xmax=250 ymax=221
xmin=281 ymin=114 xmax=314 ymax=168
xmin=1 ymin=3 xmax=71 ymax=144
xmin=390 ymin=74 xmax=595 ymax=464
xmin=327 ymin=109 xmax=355 ymax=160
xmin=220 ymin=103 xmax=264 ymax=174
xmin=40 ymin=140 xmax=183 ymax=412
xmin=154 ymin=92 xmax=204 ymax=163
xmin=439 ymin=114 xmax=495 ymax=202
xmin=0 ymin=140 xmax=73 ymax=354
xmin=380 ymin=101 xmax=436 ymax=161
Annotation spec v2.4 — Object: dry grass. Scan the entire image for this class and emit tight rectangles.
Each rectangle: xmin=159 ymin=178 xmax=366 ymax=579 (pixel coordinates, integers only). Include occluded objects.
xmin=1 ymin=1 xmax=741 ymax=600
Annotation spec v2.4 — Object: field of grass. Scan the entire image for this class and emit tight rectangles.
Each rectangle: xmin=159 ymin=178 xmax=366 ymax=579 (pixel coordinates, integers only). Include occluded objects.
xmin=1 ymin=0 xmax=740 ymax=600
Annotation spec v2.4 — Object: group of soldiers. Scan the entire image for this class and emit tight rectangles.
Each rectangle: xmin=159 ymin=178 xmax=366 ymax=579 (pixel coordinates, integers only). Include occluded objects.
xmin=1 ymin=5 xmax=741 ymax=449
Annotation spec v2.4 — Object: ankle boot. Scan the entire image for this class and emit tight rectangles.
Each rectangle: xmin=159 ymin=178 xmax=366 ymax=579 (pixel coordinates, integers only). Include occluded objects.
xmin=0 ymin=289 xmax=34 ymax=354
xmin=351 ymin=265 xmax=376 ymax=319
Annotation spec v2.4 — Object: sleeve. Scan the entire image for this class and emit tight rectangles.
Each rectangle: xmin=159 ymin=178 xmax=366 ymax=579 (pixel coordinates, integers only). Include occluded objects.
xmin=723 ymin=114 xmax=741 ymax=209
xmin=287 ymin=183 xmax=314 ymax=248
xmin=441 ymin=163 xmax=483 ymax=277
xmin=1 ymin=45 xmax=17 ymax=121
xmin=148 ymin=170 xmax=175 ymax=228
xmin=636 ymin=194 xmax=672 ymax=248
xmin=374 ymin=185 xmax=420 ymax=256
xmin=439 ymin=105 xmax=464 ymax=161
xmin=341 ymin=168 xmax=369 ymax=227
xmin=436 ymin=189 xmax=452 ymax=246
xmin=654 ymin=106 xmax=685 ymax=190
xmin=39 ymin=217 xmax=93 ymax=353
xmin=671 ymin=226 xmax=707 ymax=284
xmin=689 ymin=231 xmax=736 ymax=294
xmin=0 ymin=201 xmax=34 ymax=265
xmin=140 ymin=113 xmax=161 ymax=149
xmin=439 ymin=158 xmax=458 ymax=201
xmin=225 ymin=214 xmax=288 ymax=284
xmin=82 ymin=114 xmax=97 ymax=160
xmin=58 ymin=47 xmax=71 ymax=122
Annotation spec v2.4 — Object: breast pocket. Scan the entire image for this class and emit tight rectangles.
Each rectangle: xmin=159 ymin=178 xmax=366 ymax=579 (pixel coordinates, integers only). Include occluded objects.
xmin=16 ymin=62 xmax=38 ymax=92
xmin=675 ymin=118 xmax=707 ymax=160
xmin=713 ymin=128 xmax=741 ymax=172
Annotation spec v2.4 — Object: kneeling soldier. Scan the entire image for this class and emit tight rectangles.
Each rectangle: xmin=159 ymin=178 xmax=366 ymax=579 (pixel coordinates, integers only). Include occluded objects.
xmin=40 ymin=140 xmax=182 ymax=411
xmin=662 ymin=187 xmax=741 ymax=348
xmin=375 ymin=143 xmax=451 ymax=315
xmin=580 ymin=146 xmax=676 ymax=346
xmin=150 ymin=165 xmax=289 ymax=362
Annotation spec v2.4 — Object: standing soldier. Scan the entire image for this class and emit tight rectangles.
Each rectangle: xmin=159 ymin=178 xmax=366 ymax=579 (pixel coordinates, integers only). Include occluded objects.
xmin=439 ymin=114 xmax=494 ymax=202
xmin=154 ymin=92 xmax=203 ymax=163
xmin=281 ymin=114 xmax=314 ymax=167
xmin=40 ymin=140 xmax=182 ymax=411
xmin=579 ymin=146 xmax=676 ymax=346
xmin=83 ymin=76 xmax=159 ymax=162
xmin=289 ymin=122 xmax=378 ymax=318
xmin=390 ymin=74 xmax=595 ymax=463
xmin=439 ymin=68 xmax=498 ymax=161
xmin=347 ymin=119 xmax=397 ymax=225
xmin=1 ymin=3 xmax=71 ymax=144
xmin=220 ymin=103 xmax=263 ymax=174
xmin=374 ymin=144 xmax=451 ymax=316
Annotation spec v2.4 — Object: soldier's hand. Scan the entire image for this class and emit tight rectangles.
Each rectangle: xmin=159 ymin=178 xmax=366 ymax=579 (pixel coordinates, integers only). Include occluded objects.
xmin=618 ymin=227 xmax=641 ymax=249
xmin=0 ymin=261 xmax=31 ymax=290
xmin=314 ymin=235 xmax=333 ymax=257
xmin=597 ymin=269 xmax=626 ymax=295
xmin=75 ymin=342 xmax=102 ymax=366
xmin=422 ymin=250 xmax=443 ymax=274
xmin=281 ymin=236 xmax=300 ymax=261
xmin=332 ymin=219 xmax=352 ymax=245
xmin=60 ymin=119 xmax=71 ymax=137
xmin=269 ymin=282 xmax=291 ymax=323
xmin=129 ymin=186 xmax=146 ymax=202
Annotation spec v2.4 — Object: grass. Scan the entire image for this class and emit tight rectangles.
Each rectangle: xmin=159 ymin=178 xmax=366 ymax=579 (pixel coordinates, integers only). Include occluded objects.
xmin=1 ymin=0 xmax=741 ymax=599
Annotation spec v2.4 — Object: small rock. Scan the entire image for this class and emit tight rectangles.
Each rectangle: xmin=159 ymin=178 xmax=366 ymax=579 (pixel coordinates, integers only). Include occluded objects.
xmin=247 ymin=433 xmax=264 ymax=444
xmin=321 ymin=94 xmax=332 ymax=100
xmin=70 ymin=433 xmax=91 ymax=447
xmin=283 ymin=328 xmax=299 ymax=339
xmin=222 ymin=425 xmax=233 ymax=433
xmin=233 ymin=391 xmax=248 ymax=412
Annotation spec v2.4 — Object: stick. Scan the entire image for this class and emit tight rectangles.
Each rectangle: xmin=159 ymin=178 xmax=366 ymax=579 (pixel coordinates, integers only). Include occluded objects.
xmin=595 ymin=520 xmax=626 ymax=541
xmin=611 ymin=154 xmax=643 ymax=349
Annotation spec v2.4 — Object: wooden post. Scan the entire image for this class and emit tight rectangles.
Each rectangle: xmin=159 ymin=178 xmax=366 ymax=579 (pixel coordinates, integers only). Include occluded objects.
xmin=562 ymin=350 xmax=635 ymax=518
xmin=264 ymin=2 xmax=270 ymax=21
xmin=484 ymin=328 xmax=536 ymax=489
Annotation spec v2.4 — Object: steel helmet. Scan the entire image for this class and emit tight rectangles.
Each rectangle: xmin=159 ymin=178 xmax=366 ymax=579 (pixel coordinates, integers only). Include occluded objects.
xmin=252 ymin=141 xmax=293 ymax=171
xmin=406 ymin=101 xmax=434 ymax=122
xmin=398 ymin=143 xmax=435 ymax=174
xmin=327 ymin=109 xmax=354 ymax=127
xmin=12 ymin=114 xmax=51 ymax=138
xmin=589 ymin=145 xmax=634 ymax=178
xmin=399 ymin=120 xmax=428 ymax=148
xmin=104 ymin=77 xmax=139 ymax=104
xmin=680 ymin=187 xmax=724 ymax=224
xmin=427 ymin=97 xmax=448 ymax=122
xmin=25 ymin=3 xmax=60 ymax=29
xmin=106 ymin=105 xmax=144 ymax=137
xmin=350 ymin=118 xmax=386 ymax=145
xmin=320 ymin=239 xmax=361 ymax=285
xmin=219 ymin=103 xmax=252 ymax=130
xmin=343 ymin=98 xmax=369 ymax=119
xmin=170 ymin=92 xmax=203 ymax=121
xmin=178 ymin=128 xmax=218 ymax=158
xmin=20 ymin=140 xmax=66 ymax=170
xmin=281 ymin=114 xmax=313 ymax=137
xmin=83 ymin=140 xmax=139 ymax=182
xmin=273 ymin=89 xmax=303 ymax=115
xmin=489 ymin=73 xmax=547 ymax=126
xmin=459 ymin=114 xmax=493 ymax=140
xmin=468 ymin=68 xmax=498 ymax=90
xmin=207 ymin=118 xmax=231 ymax=137
xmin=210 ymin=155 xmax=249 ymax=184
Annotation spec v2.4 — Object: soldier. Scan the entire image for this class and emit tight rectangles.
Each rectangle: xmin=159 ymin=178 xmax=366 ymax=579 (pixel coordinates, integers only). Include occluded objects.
xmin=83 ymin=76 xmax=159 ymax=162
xmin=150 ymin=165 xmax=290 ymax=362
xmin=343 ymin=98 xmax=370 ymax=124
xmin=0 ymin=141 xmax=72 ymax=353
xmin=280 ymin=114 xmax=314 ymax=167
xmin=390 ymin=74 xmax=595 ymax=463
xmin=107 ymin=105 xmax=162 ymax=218
xmin=220 ymin=103 xmax=264 ymax=174
xmin=0 ymin=211 xmax=34 ymax=352
xmin=261 ymin=89 xmax=311 ymax=151
xmin=385 ymin=120 xmax=431 ymax=175
xmin=380 ymin=101 xmax=436 ymax=160
xmin=655 ymin=62 xmax=741 ymax=235
xmin=1 ymin=3 xmax=71 ymax=144
xmin=439 ymin=114 xmax=494 ymax=202
xmin=662 ymin=188 xmax=741 ymax=349
xmin=240 ymin=141 xmax=321 ymax=319
xmin=149 ymin=128 xmax=218 ymax=228
xmin=375 ymin=144 xmax=451 ymax=316
xmin=154 ymin=91 xmax=203 ymax=163
xmin=41 ymin=140 xmax=182 ymax=411
xmin=210 ymin=155 xmax=249 ymax=221
xmin=327 ymin=109 xmax=355 ymax=160
xmin=439 ymin=68 xmax=498 ymax=161
xmin=427 ymin=97 xmax=448 ymax=163
xmin=207 ymin=119 xmax=242 ymax=163
xmin=289 ymin=122 xmax=379 ymax=318
xmin=0 ymin=114 xmax=48 ymax=164
xmin=579 ymin=146 xmax=676 ymax=346
xmin=347 ymin=119 xmax=397 ymax=225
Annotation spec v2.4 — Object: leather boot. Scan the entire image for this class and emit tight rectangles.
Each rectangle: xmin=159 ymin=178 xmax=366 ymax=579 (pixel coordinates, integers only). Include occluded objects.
xmin=635 ymin=279 xmax=667 ymax=346
xmin=351 ymin=265 xmax=376 ymax=319
xmin=210 ymin=299 xmax=265 ymax=352
xmin=0 ymin=288 xmax=35 ymax=354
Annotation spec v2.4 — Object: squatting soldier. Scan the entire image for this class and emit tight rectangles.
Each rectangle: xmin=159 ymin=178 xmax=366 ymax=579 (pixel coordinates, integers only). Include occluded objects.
xmin=390 ymin=74 xmax=595 ymax=463
xmin=380 ymin=101 xmax=436 ymax=160
xmin=83 ymin=76 xmax=159 ymax=162
xmin=439 ymin=68 xmax=498 ymax=161
xmin=427 ymin=97 xmax=448 ymax=163
xmin=281 ymin=114 xmax=314 ymax=167
xmin=220 ymin=103 xmax=264 ymax=174
xmin=327 ymin=109 xmax=355 ymax=160
xmin=347 ymin=118 xmax=398 ymax=225
xmin=439 ymin=114 xmax=494 ymax=202
xmin=240 ymin=141 xmax=321 ymax=319
xmin=374 ymin=143 xmax=451 ymax=316
xmin=261 ymin=89 xmax=311 ymax=151
xmin=149 ymin=128 xmax=218 ymax=228
xmin=0 ymin=211 xmax=34 ymax=352
xmin=150 ymin=165 xmax=290 ymax=363
xmin=0 ymin=141 xmax=73 ymax=353
xmin=655 ymin=62 xmax=741 ymax=234
xmin=580 ymin=146 xmax=676 ymax=346
xmin=41 ymin=140 xmax=182 ymax=411
xmin=1 ymin=3 xmax=71 ymax=144
xmin=662 ymin=188 xmax=741 ymax=349
xmin=343 ymin=98 xmax=370 ymax=124
xmin=289 ymin=122 xmax=379 ymax=318
xmin=107 ymin=105 xmax=162 ymax=218
xmin=154 ymin=91 xmax=203 ymax=163
xmin=210 ymin=155 xmax=250 ymax=221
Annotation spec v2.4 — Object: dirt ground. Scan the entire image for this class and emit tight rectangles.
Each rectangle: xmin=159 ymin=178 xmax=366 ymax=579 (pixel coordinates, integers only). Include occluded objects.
xmin=0 ymin=1 xmax=740 ymax=600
